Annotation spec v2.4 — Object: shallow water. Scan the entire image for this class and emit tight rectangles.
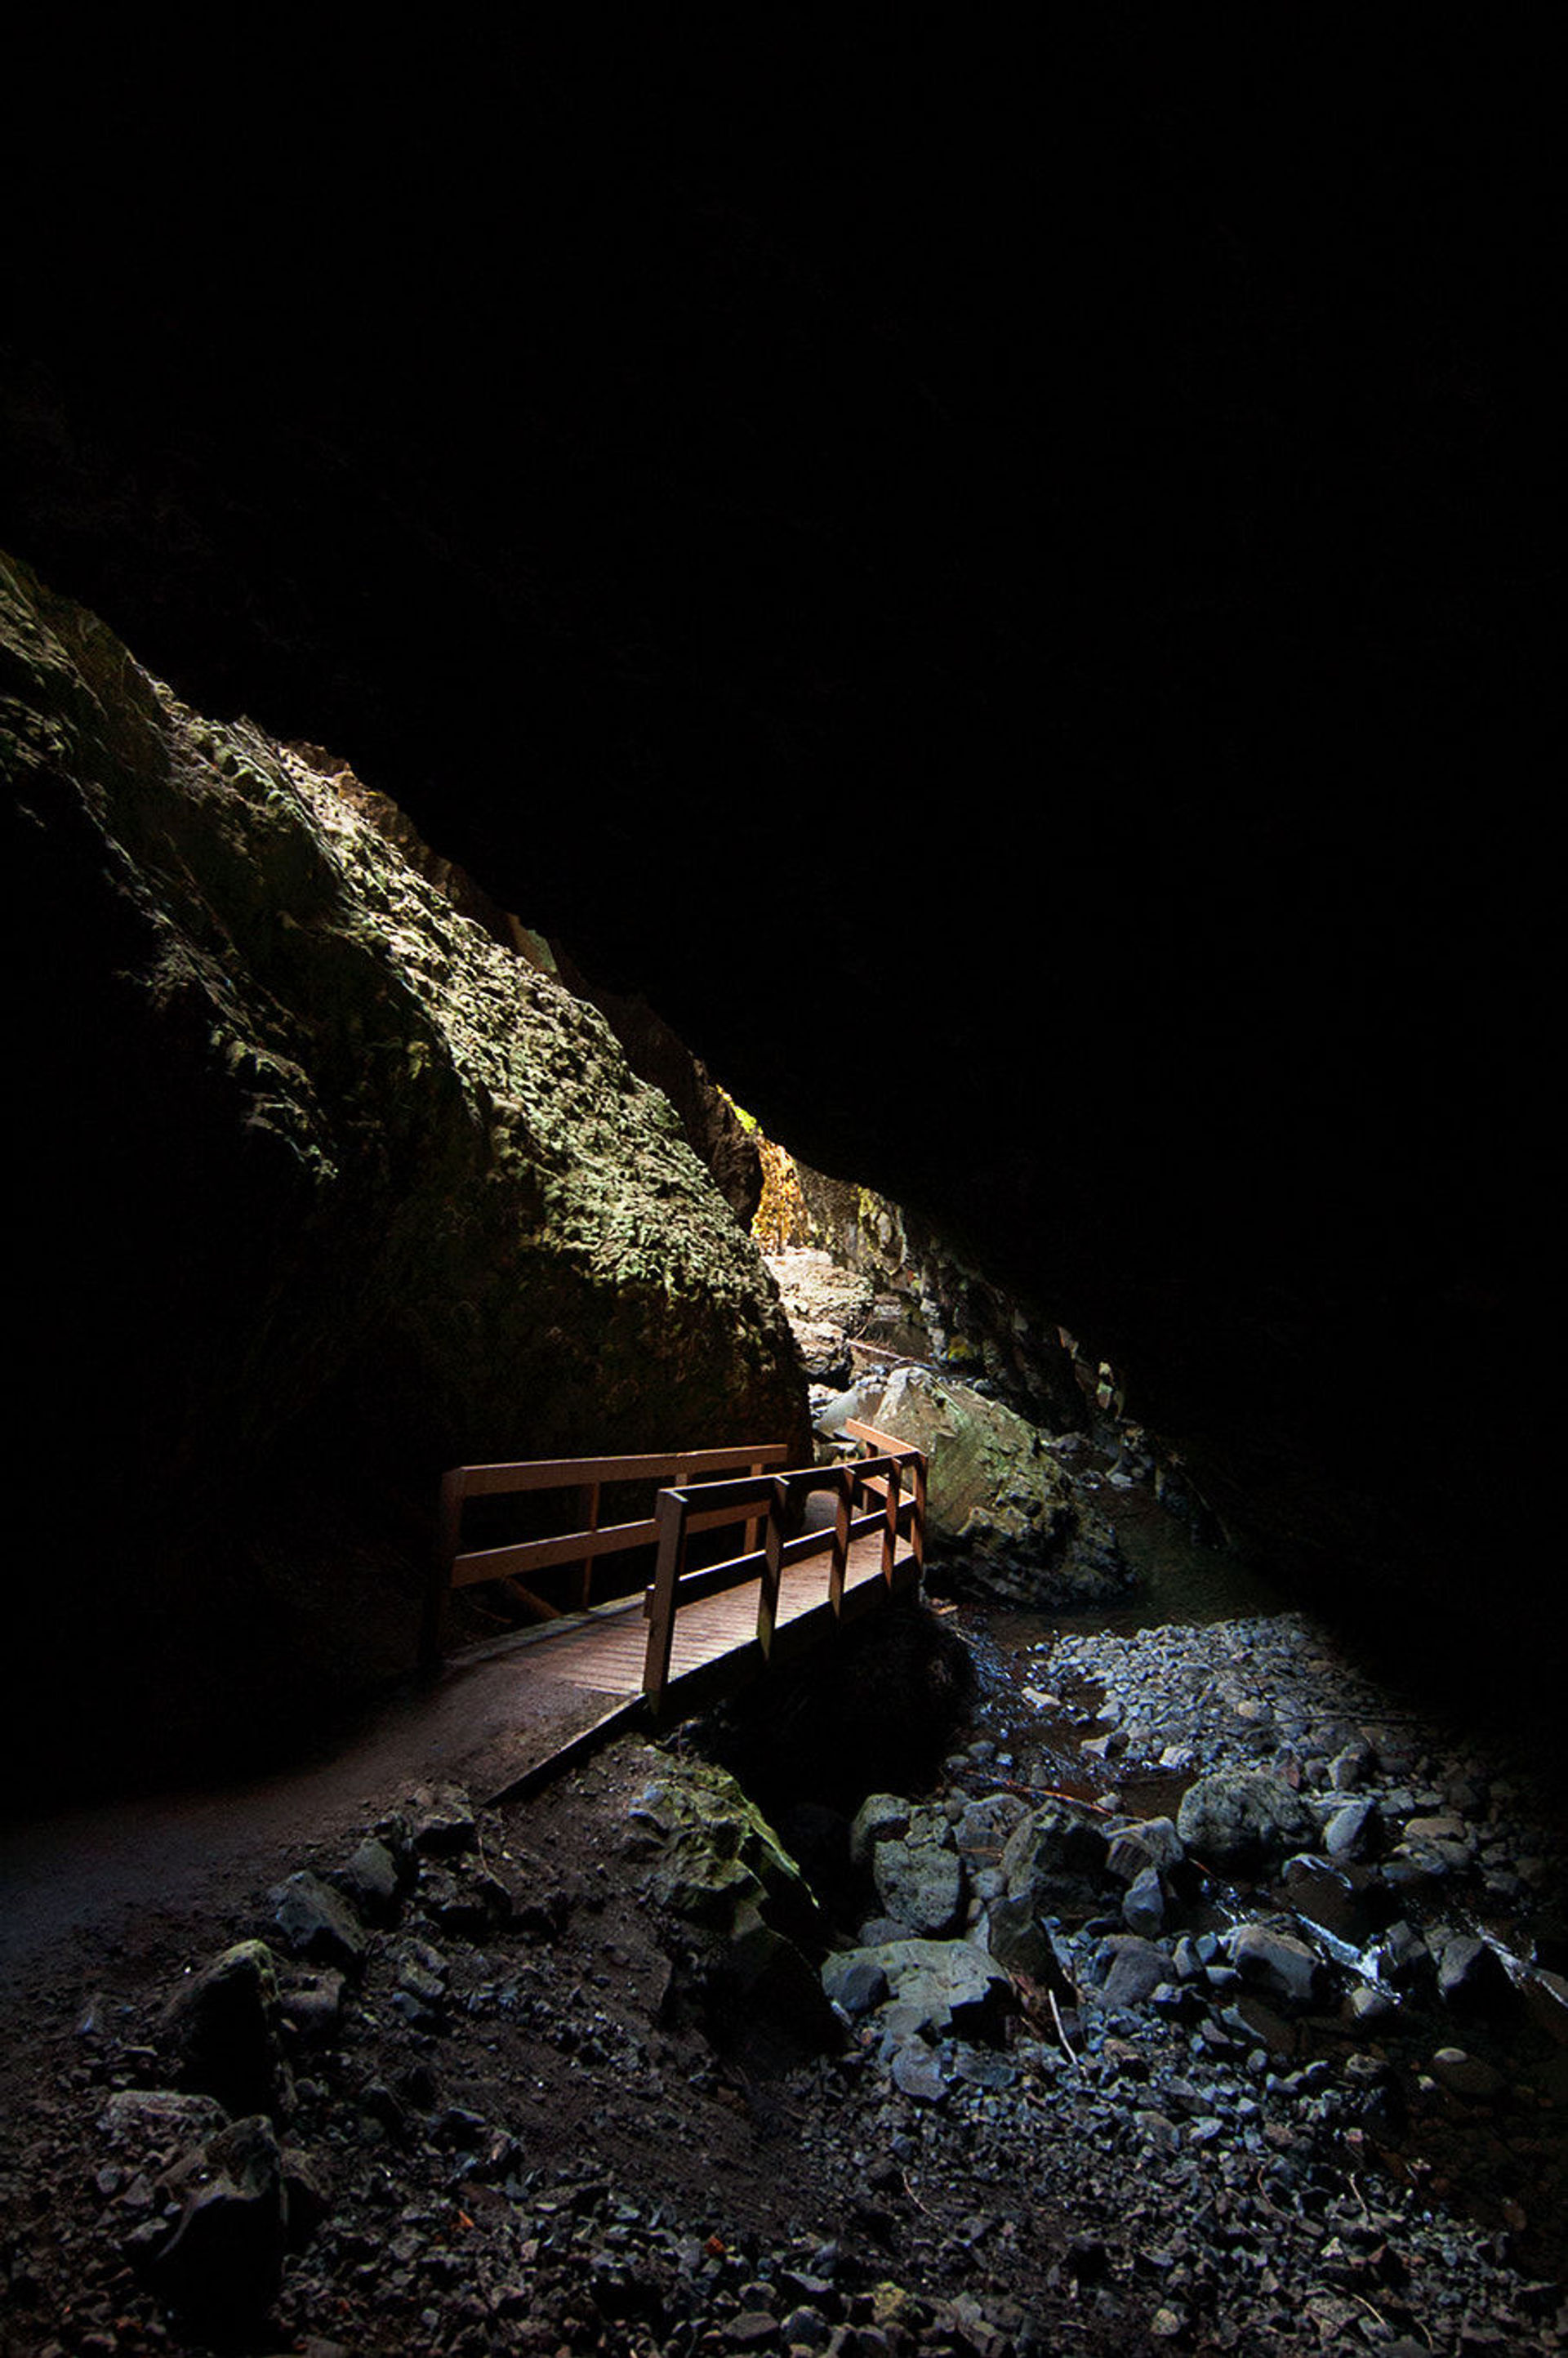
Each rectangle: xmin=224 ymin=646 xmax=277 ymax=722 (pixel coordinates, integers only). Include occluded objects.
xmin=989 ymin=1478 xmax=1287 ymax=1657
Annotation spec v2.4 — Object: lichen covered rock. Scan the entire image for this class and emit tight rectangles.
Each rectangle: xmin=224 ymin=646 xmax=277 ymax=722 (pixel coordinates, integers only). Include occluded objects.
xmin=860 ymin=1366 xmax=1133 ymax=1607
xmin=3 ymin=550 xmax=808 ymax=1789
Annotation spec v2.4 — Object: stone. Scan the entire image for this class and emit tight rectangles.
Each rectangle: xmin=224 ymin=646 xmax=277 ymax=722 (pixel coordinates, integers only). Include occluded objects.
xmin=983 ymin=1897 xmax=1076 ymax=2000
xmin=100 ymin=2088 xmax=228 ymax=2158
xmin=148 ymin=2113 xmax=286 ymax=2324
xmin=1227 ymin=1924 xmax=1325 ymax=2008
xmin=1437 ymin=1934 xmax=1513 ymax=2016
xmin=1121 ymin=1865 xmax=1165 ymax=1937
xmin=872 ymin=1839 xmax=965 ymax=1937
xmin=999 ymin=1799 xmax=1108 ymax=1901
xmin=952 ymin=1792 xmax=1030 ymax=1857
xmin=1329 ymin=1740 xmax=1374 ymax=1790
xmin=822 ymin=1954 xmax=889 ymax=2016
xmin=270 ymin=1872 xmax=368 ymax=1972
xmin=1280 ymin=1856 xmax=1369 ymax=1946
xmin=849 ymin=1794 xmax=913 ymax=1865
xmin=889 ymin=2044 xmax=949 ymax=2102
xmin=278 ymin=1968 xmax=347 ymax=2041
xmin=1175 ymin=1770 xmax=1318 ymax=1870
xmin=1430 ymin=2047 xmax=1506 ymax=2102
xmin=1089 ymin=1936 xmax=1171 ymax=2009
xmin=824 ymin=1938 xmax=1014 ymax=2043
xmin=334 ymin=1836 xmax=403 ymax=1923
xmin=408 ymin=1783 xmax=480 ymax=1857
xmin=1103 ymin=1816 xmax=1184 ymax=1883
xmin=1323 ymin=1798 xmax=1382 ymax=1861
xmin=632 ymin=1757 xmax=822 ymax=1946
xmin=161 ymin=1939 xmax=291 ymax=2120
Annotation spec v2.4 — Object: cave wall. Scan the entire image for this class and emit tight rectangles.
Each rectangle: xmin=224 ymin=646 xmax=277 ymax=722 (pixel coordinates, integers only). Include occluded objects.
xmin=3 ymin=552 xmax=808 ymax=1794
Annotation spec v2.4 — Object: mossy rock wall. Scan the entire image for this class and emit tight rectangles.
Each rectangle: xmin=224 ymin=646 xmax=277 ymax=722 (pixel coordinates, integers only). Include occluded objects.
xmin=2 ymin=551 xmax=808 ymax=1791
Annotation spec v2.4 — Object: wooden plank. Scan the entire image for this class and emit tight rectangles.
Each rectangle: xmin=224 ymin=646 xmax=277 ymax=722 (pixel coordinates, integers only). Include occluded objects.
xmin=532 ymin=1530 xmax=919 ymax=1700
xmin=842 ymin=1419 xmax=918 ymax=1460
xmin=450 ymin=1517 xmax=658 ymax=1588
xmin=500 ymin=1576 xmax=564 ymax=1622
xmin=451 ymin=1444 xmax=788 ymax=1497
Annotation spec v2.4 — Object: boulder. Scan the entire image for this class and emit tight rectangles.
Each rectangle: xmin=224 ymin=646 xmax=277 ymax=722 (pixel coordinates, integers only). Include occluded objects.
xmin=999 ymin=1799 xmax=1109 ymax=1903
xmin=855 ymin=1367 xmax=1132 ymax=1608
xmin=630 ymin=1755 xmax=833 ymax=2049
xmin=630 ymin=1756 xmax=821 ymax=1946
xmin=1088 ymin=1936 xmax=1172 ymax=2010
xmin=1227 ymin=1924 xmax=1326 ymax=2008
xmin=1104 ymin=1817 xmax=1185 ymax=1883
xmin=822 ymin=1937 xmax=1014 ymax=2044
xmin=161 ymin=1940 xmax=291 ymax=2121
xmin=147 ymin=2113 xmax=287 ymax=2325
xmin=270 ymin=1873 xmax=368 ymax=1973
xmin=873 ymin=1838 xmax=966 ymax=1937
xmin=1176 ymin=1769 xmax=1319 ymax=1870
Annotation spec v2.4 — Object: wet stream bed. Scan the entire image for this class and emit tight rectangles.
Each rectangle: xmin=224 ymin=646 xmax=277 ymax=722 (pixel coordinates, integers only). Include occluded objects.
xmin=920 ymin=1471 xmax=1568 ymax=2298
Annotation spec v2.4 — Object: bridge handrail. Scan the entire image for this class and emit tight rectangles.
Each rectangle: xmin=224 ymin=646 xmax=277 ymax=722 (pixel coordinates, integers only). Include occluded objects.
xmin=421 ymin=1442 xmax=790 ymax=1671
xmin=642 ymin=1442 xmax=927 ymax=1710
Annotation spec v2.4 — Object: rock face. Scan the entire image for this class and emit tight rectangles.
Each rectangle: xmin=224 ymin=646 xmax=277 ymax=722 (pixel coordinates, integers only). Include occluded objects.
xmin=789 ymin=1163 xmax=1089 ymax=1431
xmin=858 ymin=1367 xmax=1132 ymax=1608
xmin=3 ymin=552 xmax=808 ymax=1792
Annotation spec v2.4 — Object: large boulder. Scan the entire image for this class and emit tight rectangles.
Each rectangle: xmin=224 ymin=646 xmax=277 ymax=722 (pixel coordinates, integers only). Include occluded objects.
xmin=858 ymin=1366 xmax=1131 ymax=1607
xmin=3 ymin=551 xmax=809 ymax=1793
xmin=629 ymin=1754 xmax=822 ymax=1946
xmin=1176 ymin=1769 xmax=1319 ymax=1871
xmin=822 ymin=1937 xmax=1014 ymax=2044
xmin=1000 ymin=1797 xmax=1112 ymax=1903
xmin=629 ymin=1754 xmax=833 ymax=2053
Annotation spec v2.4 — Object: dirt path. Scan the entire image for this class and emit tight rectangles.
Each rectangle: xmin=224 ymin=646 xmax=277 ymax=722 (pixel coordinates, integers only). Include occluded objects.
xmin=0 ymin=1648 xmax=635 ymax=1987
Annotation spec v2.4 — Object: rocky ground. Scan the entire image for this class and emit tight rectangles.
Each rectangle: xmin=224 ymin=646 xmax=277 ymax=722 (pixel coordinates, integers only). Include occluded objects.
xmin=2 ymin=1500 xmax=1566 ymax=2358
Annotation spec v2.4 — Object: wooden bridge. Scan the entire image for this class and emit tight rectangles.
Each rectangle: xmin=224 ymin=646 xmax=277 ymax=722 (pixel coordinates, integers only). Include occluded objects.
xmin=421 ymin=1424 xmax=926 ymax=1733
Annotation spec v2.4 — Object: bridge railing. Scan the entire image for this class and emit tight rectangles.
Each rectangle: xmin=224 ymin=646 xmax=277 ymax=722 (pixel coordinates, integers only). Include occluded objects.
xmin=642 ymin=1441 xmax=927 ymax=1712
xmin=421 ymin=1442 xmax=790 ymax=1673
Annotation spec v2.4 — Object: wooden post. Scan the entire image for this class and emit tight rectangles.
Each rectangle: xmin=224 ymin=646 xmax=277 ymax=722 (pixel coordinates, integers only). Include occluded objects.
xmin=910 ymin=1451 xmax=928 ymax=1575
xmin=643 ymin=1489 xmax=688 ymax=1715
xmin=881 ymin=1457 xmax=902 ymax=1585
xmin=575 ymin=1480 xmax=600 ymax=1611
xmin=830 ymin=1466 xmax=853 ymax=1616
xmin=756 ymin=1478 xmax=787 ymax=1657
xmin=421 ymin=1468 xmax=466 ymax=1678
xmin=743 ymin=1457 xmax=764 ymax=1557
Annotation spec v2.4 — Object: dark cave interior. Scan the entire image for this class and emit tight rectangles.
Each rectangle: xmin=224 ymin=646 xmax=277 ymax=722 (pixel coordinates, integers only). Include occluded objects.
xmin=2 ymin=30 xmax=1555 ymax=1785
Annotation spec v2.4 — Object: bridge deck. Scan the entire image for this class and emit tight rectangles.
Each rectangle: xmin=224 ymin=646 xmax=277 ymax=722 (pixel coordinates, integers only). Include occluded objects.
xmin=451 ymin=1523 xmax=921 ymax=1727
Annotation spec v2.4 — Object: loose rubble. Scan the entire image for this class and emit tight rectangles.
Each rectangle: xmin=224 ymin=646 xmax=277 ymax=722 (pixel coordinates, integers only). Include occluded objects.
xmin=2 ymin=1605 xmax=1565 ymax=2353
xmin=3 ymin=942 xmax=1548 ymax=2352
